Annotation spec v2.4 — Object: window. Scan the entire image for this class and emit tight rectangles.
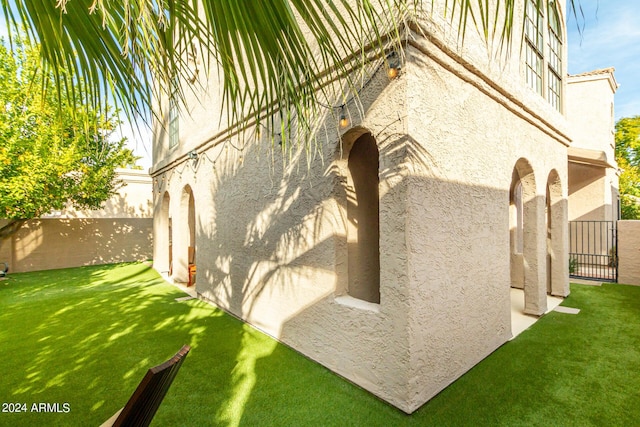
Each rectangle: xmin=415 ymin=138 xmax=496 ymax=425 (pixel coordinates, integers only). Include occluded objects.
xmin=525 ymin=0 xmax=543 ymax=95
xmin=524 ymin=0 xmax=564 ymax=112
xmin=547 ymin=1 xmax=563 ymax=111
xmin=168 ymin=97 xmax=179 ymax=149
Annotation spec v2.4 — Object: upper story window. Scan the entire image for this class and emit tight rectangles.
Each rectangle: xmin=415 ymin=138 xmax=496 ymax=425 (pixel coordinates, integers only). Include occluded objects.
xmin=547 ymin=1 xmax=563 ymax=111
xmin=168 ymin=97 xmax=179 ymax=149
xmin=524 ymin=0 xmax=564 ymax=112
xmin=525 ymin=0 xmax=543 ymax=95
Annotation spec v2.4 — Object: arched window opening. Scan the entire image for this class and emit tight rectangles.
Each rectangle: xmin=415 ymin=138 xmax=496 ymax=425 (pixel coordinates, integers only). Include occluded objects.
xmin=347 ymin=133 xmax=380 ymax=304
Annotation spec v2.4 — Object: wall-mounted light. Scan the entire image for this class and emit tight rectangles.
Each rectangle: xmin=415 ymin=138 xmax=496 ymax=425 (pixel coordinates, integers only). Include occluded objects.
xmin=187 ymin=150 xmax=199 ymax=171
xmin=339 ymin=106 xmax=349 ymax=129
xmin=386 ymin=51 xmax=401 ymax=79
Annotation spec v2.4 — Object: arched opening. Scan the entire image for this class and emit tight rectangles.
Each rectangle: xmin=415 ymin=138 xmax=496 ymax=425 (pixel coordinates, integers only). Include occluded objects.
xmin=346 ymin=132 xmax=380 ymax=304
xmin=547 ymin=170 xmax=569 ymax=296
xmin=154 ymin=191 xmax=172 ymax=276
xmin=164 ymin=192 xmax=172 ymax=275
xmin=509 ymin=159 xmax=547 ymax=317
xmin=173 ymin=185 xmax=196 ymax=285
xmin=510 ymin=180 xmax=525 ymax=289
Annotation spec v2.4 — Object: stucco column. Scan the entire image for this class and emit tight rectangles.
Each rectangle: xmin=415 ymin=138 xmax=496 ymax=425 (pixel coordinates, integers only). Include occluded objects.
xmin=523 ymin=194 xmax=548 ymax=315
xmin=550 ymin=198 xmax=570 ymax=296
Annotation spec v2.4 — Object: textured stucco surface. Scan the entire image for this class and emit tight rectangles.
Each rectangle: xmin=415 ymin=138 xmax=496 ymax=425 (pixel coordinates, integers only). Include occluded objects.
xmin=151 ymin=0 xmax=571 ymax=413
xmin=566 ymin=72 xmax=617 ymax=155
xmin=566 ymin=71 xmax=619 ymax=221
xmin=1 ymin=169 xmax=153 ymax=273
xmin=568 ymin=163 xmax=608 ymax=220
xmin=4 ymin=218 xmax=152 ymax=273
xmin=618 ymin=221 xmax=640 ymax=286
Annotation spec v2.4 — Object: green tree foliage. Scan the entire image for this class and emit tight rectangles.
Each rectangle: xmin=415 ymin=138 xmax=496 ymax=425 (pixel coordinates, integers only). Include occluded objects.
xmin=615 ymin=116 xmax=640 ymax=219
xmin=0 ymin=37 xmax=138 ymax=237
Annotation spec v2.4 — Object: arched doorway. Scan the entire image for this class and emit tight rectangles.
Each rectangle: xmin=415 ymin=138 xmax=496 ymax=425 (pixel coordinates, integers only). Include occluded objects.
xmin=509 ymin=159 xmax=547 ymax=316
xmin=346 ymin=132 xmax=380 ymax=304
xmin=546 ymin=170 xmax=568 ymax=296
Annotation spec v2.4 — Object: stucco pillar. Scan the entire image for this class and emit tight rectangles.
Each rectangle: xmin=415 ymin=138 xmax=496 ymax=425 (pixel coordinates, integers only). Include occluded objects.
xmin=523 ymin=194 xmax=548 ymax=315
xmin=618 ymin=220 xmax=640 ymax=286
xmin=549 ymin=198 xmax=569 ymax=296
xmin=172 ymin=189 xmax=192 ymax=283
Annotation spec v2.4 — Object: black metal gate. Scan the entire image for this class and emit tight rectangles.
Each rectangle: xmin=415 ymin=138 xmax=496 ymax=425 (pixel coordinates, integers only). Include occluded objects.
xmin=569 ymin=221 xmax=617 ymax=282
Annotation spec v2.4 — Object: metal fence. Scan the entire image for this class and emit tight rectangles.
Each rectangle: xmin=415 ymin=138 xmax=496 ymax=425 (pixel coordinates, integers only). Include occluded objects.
xmin=569 ymin=220 xmax=617 ymax=282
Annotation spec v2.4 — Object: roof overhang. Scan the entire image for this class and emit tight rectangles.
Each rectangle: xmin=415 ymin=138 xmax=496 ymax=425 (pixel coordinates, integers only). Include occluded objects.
xmin=568 ymin=147 xmax=615 ymax=168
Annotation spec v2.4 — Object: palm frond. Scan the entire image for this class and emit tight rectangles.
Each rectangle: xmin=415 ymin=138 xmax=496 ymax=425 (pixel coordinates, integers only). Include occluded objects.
xmin=1 ymin=0 xmax=572 ymax=148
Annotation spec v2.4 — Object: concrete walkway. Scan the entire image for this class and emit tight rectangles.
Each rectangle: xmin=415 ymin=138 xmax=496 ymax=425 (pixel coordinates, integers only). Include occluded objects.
xmin=162 ymin=272 xmax=198 ymax=298
xmin=510 ymin=289 xmax=564 ymax=339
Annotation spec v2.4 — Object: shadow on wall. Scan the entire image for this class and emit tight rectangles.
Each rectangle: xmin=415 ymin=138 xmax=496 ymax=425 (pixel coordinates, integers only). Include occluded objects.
xmin=182 ymin=114 xmax=547 ymax=415
xmin=61 ymin=193 xmax=154 ymax=219
xmin=9 ymin=218 xmax=153 ymax=273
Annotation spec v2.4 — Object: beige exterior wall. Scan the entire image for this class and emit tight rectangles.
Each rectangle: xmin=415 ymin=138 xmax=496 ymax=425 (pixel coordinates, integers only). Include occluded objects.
xmin=566 ymin=73 xmax=616 ymax=154
xmin=48 ymin=168 xmax=154 ymax=219
xmin=568 ymin=163 xmax=608 ymax=220
xmin=151 ymin=0 xmax=570 ymax=413
xmin=6 ymin=218 xmax=152 ymax=273
xmin=618 ymin=220 xmax=640 ymax=286
xmin=566 ymin=70 xmax=619 ymax=221
xmin=1 ymin=169 xmax=153 ymax=273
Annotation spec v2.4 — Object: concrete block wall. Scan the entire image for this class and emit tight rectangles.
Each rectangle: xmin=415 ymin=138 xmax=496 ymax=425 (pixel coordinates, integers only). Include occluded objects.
xmin=4 ymin=218 xmax=152 ymax=273
xmin=618 ymin=220 xmax=640 ymax=286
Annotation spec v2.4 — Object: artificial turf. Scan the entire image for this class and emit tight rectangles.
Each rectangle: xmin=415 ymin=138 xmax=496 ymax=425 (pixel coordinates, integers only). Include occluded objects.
xmin=0 ymin=263 xmax=639 ymax=426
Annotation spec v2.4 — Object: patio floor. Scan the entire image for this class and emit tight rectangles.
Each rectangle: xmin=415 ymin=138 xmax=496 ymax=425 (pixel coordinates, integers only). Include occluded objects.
xmin=510 ymin=288 xmax=564 ymax=338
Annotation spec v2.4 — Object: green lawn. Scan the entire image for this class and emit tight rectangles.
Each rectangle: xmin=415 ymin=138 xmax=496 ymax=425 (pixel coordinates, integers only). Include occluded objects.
xmin=1 ymin=263 xmax=639 ymax=426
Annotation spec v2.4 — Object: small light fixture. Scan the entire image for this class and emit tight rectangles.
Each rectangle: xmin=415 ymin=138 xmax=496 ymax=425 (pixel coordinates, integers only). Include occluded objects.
xmin=339 ymin=107 xmax=349 ymax=129
xmin=386 ymin=51 xmax=401 ymax=79
xmin=188 ymin=150 xmax=199 ymax=171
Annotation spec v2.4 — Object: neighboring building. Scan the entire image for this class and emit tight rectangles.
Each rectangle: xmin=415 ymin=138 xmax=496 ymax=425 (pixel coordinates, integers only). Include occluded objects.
xmin=566 ymin=68 xmax=620 ymax=222
xmin=0 ymin=169 xmax=153 ymax=272
xmin=565 ymin=68 xmax=619 ymax=281
xmin=151 ymin=1 xmax=570 ymax=413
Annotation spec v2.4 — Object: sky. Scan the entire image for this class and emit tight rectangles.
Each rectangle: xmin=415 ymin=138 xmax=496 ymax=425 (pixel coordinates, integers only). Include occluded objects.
xmin=1 ymin=3 xmax=638 ymax=168
xmin=566 ymin=0 xmax=640 ymax=119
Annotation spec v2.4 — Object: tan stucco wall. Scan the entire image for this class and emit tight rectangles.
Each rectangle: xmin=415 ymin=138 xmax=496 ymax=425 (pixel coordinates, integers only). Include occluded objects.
xmin=1 ymin=169 xmax=153 ymax=273
xmin=5 ymin=218 xmax=152 ymax=273
xmin=566 ymin=71 xmax=619 ymax=221
xmin=151 ymin=0 xmax=570 ymax=414
xmin=568 ymin=162 xmax=609 ymax=220
xmin=566 ymin=73 xmax=617 ymax=155
xmin=49 ymin=168 xmax=153 ymax=219
xmin=618 ymin=220 xmax=640 ymax=286
xmin=403 ymin=29 xmax=570 ymax=407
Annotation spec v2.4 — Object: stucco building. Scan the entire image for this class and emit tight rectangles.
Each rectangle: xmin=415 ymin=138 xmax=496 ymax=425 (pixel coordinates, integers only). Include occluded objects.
xmin=566 ymin=68 xmax=619 ymax=222
xmin=151 ymin=0 xmax=571 ymax=413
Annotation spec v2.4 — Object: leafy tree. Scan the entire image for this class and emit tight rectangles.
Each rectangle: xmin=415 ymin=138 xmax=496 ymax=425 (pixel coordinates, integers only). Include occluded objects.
xmin=0 ymin=37 xmax=139 ymax=238
xmin=615 ymin=116 xmax=640 ymax=219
